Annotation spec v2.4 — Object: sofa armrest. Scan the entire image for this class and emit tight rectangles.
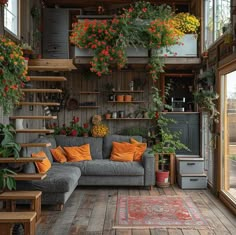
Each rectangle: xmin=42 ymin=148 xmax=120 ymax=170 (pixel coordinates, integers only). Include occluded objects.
xmin=142 ymin=149 xmax=155 ymax=186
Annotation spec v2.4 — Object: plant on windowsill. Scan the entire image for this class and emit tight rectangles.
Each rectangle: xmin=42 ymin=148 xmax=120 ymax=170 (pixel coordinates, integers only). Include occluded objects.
xmin=0 ymin=36 xmax=30 ymax=114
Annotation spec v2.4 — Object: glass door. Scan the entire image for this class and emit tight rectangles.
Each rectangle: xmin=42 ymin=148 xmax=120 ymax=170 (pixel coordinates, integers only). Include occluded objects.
xmin=221 ymin=71 xmax=236 ymax=202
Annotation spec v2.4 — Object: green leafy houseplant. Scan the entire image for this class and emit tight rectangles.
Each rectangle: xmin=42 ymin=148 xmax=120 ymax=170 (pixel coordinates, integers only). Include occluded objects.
xmin=0 ymin=168 xmax=16 ymax=192
xmin=0 ymin=36 xmax=30 ymax=114
xmin=0 ymin=123 xmax=21 ymax=159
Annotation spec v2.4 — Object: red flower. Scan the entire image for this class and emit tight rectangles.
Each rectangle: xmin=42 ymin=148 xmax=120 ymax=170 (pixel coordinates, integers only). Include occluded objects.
xmin=70 ymin=129 xmax=78 ymax=136
xmin=155 ymin=112 xmax=159 ymax=119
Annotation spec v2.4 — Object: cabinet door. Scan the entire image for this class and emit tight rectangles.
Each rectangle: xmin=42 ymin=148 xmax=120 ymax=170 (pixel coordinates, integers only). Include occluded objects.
xmin=165 ymin=114 xmax=200 ymax=155
xmin=43 ymin=9 xmax=69 ymax=58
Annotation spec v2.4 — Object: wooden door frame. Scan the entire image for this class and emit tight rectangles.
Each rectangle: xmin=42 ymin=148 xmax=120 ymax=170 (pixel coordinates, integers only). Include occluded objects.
xmin=217 ymin=55 xmax=236 ymax=214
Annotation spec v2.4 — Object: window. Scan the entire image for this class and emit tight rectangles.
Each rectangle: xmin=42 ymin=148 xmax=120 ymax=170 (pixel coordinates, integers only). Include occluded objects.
xmin=4 ymin=0 xmax=19 ymax=37
xmin=204 ymin=0 xmax=230 ymax=49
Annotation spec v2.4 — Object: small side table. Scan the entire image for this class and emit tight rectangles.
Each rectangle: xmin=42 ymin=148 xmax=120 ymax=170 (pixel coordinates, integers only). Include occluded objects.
xmin=155 ymin=153 xmax=176 ymax=185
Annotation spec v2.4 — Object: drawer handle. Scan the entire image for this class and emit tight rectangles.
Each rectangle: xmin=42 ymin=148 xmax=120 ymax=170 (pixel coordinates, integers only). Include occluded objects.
xmin=190 ymin=179 xmax=199 ymax=181
xmin=187 ymin=163 xmax=195 ymax=166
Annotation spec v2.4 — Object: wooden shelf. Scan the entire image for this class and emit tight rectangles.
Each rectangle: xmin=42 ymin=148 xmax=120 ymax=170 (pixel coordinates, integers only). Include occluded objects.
xmin=21 ymin=89 xmax=62 ymax=93
xmin=0 ymin=157 xmax=46 ymax=163
xmin=112 ymin=90 xmax=144 ymax=93
xmin=20 ymin=143 xmax=52 ymax=148
xmin=79 ymin=106 xmax=100 ymax=108
xmin=9 ymin=116 xmax=57 ymax=120
xmin=15 ymin=129 xmax=54 ymax=134
xmin=11 ymin=173 xmax=47 ymax=180
xmin=30 ymin=76 xmax=67 ymax=82
xmin=107 ymin=101 xmax=144 ymax=103
xmin=105 ymin=118 xmax=151 ymax=120
xmin=79 ymin=91 xmax=100 ymax=94
xmin=17 ymin=102 xmax=60 ymax=106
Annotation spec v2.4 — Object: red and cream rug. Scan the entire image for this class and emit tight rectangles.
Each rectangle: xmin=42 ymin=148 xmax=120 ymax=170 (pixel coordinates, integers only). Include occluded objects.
xmin=114 ymin=195 xmax=210 ymax=229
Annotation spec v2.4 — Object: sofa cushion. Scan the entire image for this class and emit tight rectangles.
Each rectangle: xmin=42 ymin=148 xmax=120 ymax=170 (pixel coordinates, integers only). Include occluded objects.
xmin=110 ymin=142 xmax=135 ymax=162
xmin=130 ymin=138 xmax=147 ymax=161
xmin=17 ymin=164 xmax=81 ymax=193
xmin=63 ymin=159 xmax=144 ymax=176
xmin=64 ymin=144 xmax=92 ymax=162
xmin=50 ymin=146 xmax=67 ymax=163
xmin=103 ymin=135 xmax=142 ymax=159
xmin=55 ymin=135 xmax=103 ymax=160
xmin=31 ymin=151 xmax=52 ymax=173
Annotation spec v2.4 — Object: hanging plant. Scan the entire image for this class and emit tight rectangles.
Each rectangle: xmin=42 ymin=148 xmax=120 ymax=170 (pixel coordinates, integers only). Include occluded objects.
xmin=0 ymin=36 xmax=30 ymax=114
xmin=70 ymin=1 xmax=192 ymax=79
xmin=0 ymin=0 xmax=8 ymax=6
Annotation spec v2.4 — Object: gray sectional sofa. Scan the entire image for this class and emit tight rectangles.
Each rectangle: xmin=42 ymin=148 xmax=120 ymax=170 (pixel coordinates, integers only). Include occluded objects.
xmin=16 ymin=135 xmax=155 ymax=209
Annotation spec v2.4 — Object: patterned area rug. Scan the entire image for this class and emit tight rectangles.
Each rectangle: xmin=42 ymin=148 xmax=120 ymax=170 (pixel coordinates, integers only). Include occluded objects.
xmin=114 ymin=195 xmax=210 ymax=229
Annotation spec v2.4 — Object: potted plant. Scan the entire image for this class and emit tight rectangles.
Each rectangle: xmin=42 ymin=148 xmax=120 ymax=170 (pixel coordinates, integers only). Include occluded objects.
xmin=151 ymin=114 xmax=190 ymax=187
xmin=0 ymin=36 xmax=30 ymax=114
xmin=82 ymin=123 xmax=90 ymax=137
xmin=105 ymin=110 xmax=112 ymax=119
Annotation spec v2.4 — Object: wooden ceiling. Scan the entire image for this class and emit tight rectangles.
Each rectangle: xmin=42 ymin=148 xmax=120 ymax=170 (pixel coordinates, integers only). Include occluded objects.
xmin=43 ymin=0 xmax=192 ymax=9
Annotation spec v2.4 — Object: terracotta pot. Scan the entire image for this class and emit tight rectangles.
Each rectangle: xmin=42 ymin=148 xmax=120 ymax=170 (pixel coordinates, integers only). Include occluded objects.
xmin=156 ymin=171 xmax=169 ymax=187
xmin=105 ymin=113 xmax=111 ymax=119
xmin=116 ymin=95 xmax=124 ymax=102
xmin=124 ymin=95 xmax=132 ymax=102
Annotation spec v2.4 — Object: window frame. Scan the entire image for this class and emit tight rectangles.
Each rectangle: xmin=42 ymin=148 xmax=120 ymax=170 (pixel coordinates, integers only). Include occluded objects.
xmin=204 ymin=0 xmax=231 ymax=50
xmin=4 ymin=0 xmax=21 ymax=40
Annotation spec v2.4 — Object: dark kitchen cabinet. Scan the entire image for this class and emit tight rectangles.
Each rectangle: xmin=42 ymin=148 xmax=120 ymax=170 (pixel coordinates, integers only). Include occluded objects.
xmin=164 ymin=113 xmax=200 ymax=155
xmin=43 ymin=8 xmax=69 ymax=58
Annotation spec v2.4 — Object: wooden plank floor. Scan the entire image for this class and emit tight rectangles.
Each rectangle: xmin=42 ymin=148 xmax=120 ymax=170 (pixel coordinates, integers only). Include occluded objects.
xmin=36 ymin=186 xmax=236 ymax=235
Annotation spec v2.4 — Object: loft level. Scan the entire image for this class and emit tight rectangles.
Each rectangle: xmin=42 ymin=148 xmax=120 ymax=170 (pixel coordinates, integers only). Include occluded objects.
xmin=9 ymin=116 xmax=57 ymax=120
xmin=30 ymin=76 xmax=67 ymax=82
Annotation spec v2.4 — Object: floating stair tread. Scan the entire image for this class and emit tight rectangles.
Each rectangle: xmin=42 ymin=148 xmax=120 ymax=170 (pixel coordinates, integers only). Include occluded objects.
xmin=20 ymin=143 xmax=51 ymax=147
xmin=11 ymin=173 xmax=47 ymax=180
xmin=21 ymin=88 xmax=62 ymax=93
xmin=0 ymin=157 xmax=46 ymax=163
xmin=9 ymin=116 xmax=57 ymax=120
xmin=0 ymin=212 xmax=37 ymax=222
xmin=18 ymin=102 xmax=60 ymax=106
xmin=15 ymin=129 xmax=54 ymax=134
xmin=30 ymin=76 xmax=67 ymax=81
xmin=28 ymin=66 xmax=71 ymax=72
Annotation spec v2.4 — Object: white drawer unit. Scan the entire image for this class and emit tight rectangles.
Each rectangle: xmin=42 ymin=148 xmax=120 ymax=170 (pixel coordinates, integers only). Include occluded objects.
xmin=178 ymin=173 xmax=207 ymax=189
xmin=177 ymin=157 xmax=204 ymax=174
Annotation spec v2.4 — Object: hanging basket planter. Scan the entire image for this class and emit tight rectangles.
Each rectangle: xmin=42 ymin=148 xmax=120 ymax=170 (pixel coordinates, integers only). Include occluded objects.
xmin=0 ymin=0 xmax=8 ymax=5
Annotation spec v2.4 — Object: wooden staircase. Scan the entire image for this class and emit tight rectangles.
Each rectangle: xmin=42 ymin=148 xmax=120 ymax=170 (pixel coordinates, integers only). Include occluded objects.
xmin=10 ymin=59 xmax=76 ymax=147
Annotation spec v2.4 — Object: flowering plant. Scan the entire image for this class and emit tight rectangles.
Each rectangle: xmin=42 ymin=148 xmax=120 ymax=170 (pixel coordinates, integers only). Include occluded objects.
xmin=70 ymin=1 xmax=186 ymax=79
xmin=82 ymin=123 xmax=90 ymax=134
xmin=70 ymin=19 xmax=126 ymax=76
xmin=0 ymin=0 xmax=8 ymax=6
xmin=50 ymin=116 xmax=83 ymax=136
xmin=173 ymin=13 xmax=200 ymax=34
xmin=0 ymin=36 xmax=30 ymax=114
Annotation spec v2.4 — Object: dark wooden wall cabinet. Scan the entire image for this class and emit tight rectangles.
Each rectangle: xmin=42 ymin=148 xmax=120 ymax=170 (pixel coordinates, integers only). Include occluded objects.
xmin=43 ymin=8 xmax=69 ymax=59
xmin=164 ymin=113 xmax=200 ymax=155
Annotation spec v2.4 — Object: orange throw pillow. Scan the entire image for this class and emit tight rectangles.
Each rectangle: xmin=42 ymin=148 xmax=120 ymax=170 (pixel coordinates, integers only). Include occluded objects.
xmin=50 ymin=146 xmax=67 ymax=163
xmin=130 ymin=138 xmax=147 ymax=161
xmin=63 ymin=144 xmax=92 ymax=162
xmin=110 ymin=142 xmax=136 ymax=162
xmin=31 ymin=151 xmax=51 ymax=173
